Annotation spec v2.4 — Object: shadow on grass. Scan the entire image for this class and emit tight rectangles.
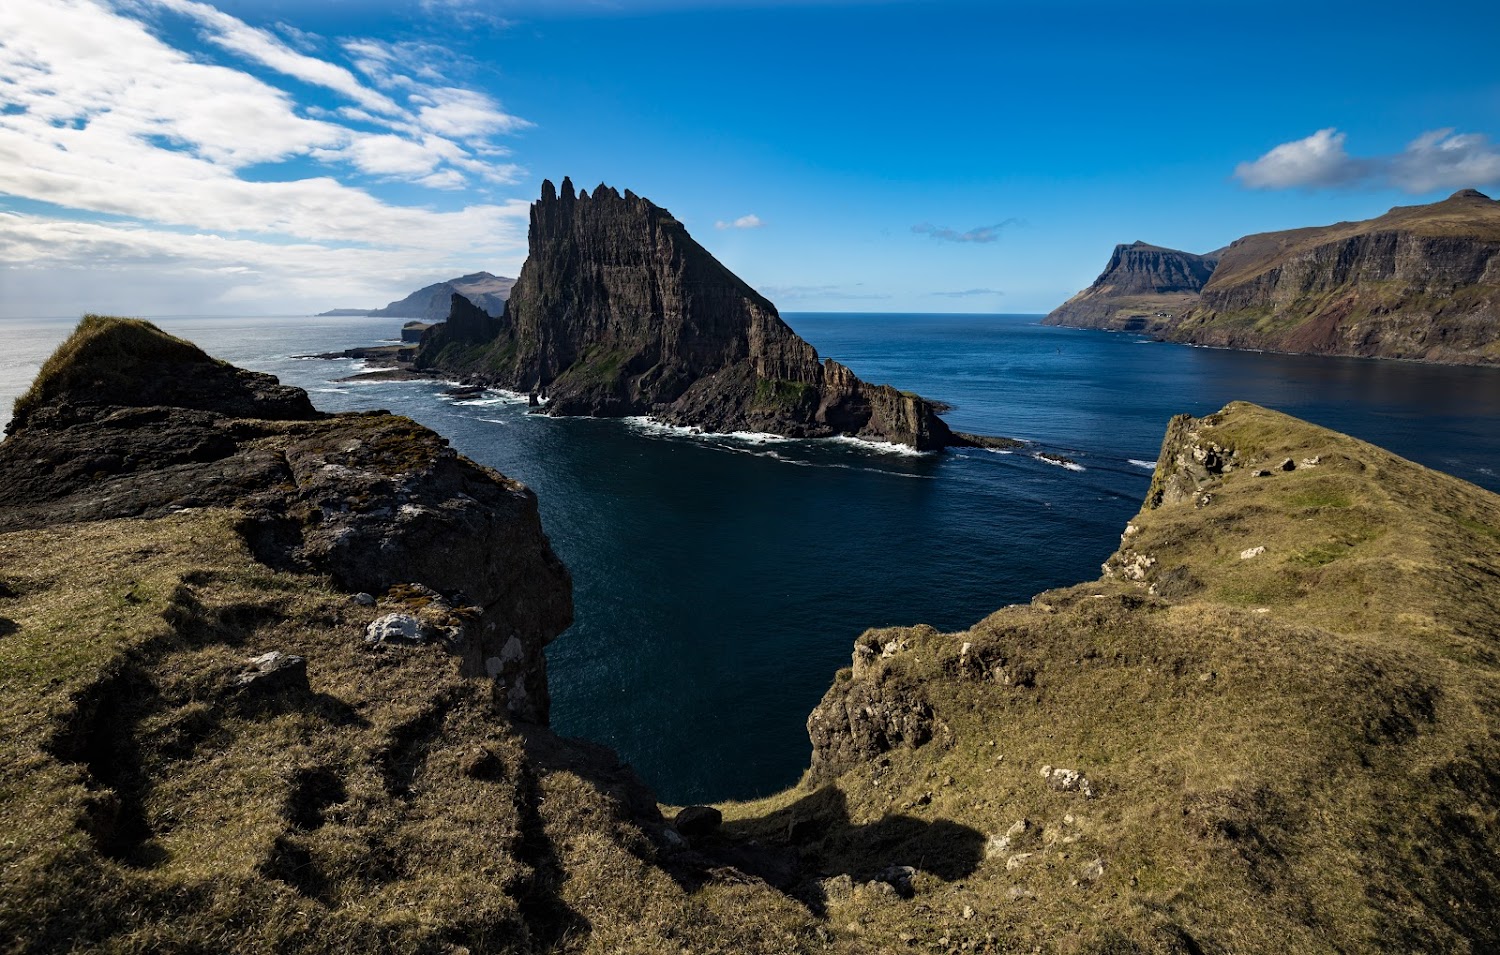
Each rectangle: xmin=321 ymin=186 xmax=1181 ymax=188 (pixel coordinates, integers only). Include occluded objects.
xmin=704 ymin=785 xmax=986 ymax=915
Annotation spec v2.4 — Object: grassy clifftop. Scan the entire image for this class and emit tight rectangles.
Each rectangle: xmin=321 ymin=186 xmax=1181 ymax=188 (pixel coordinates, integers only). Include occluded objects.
xmin=3 ymin=319 xmax=1498 ymax=952
xmin=723 ymin=401 xmax=1500 ymax=952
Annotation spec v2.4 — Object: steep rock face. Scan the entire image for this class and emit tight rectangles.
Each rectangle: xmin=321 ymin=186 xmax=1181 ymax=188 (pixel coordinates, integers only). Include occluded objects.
xmin=368 ymin=271 xmax=516 ymax=321
xmin=1168 ymin=189 xmax=1500 ymax=362
xmin=1043 ymin=241 xmax=1219 ymax=331
xmin=417 ymin=178 xmax=961 ymax=450
xmin=0 ymin=317 xmax=570 ymax=721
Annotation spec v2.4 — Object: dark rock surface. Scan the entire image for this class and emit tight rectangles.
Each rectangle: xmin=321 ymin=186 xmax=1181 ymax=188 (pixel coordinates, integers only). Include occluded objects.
xmin=1043 ymin=241 xmax=1220 ymax=332
xmin=0 ymin=317 xmax=571 ymax=722
xmin=416 ymin=178 xmax=981 ymax=450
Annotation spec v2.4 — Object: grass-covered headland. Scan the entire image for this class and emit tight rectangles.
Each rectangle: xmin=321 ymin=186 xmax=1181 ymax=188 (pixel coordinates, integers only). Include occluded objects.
xmin=1 ymin=318 xmax=1497 ymax=953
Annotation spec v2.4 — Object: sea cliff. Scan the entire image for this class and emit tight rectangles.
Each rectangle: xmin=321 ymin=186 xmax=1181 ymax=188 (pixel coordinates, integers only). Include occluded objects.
xmin=1167 ymin=190 xmax=1500 ymax=362
xmin=1042 ymin=241 xmax=1219 ymax=332
xmin=2 ymin=318 xmax=1498 ymax=952
xmin=1051 ymin=190 xmax=1500 ymax=363
xmin=416 ymin=179 xmax=971 ymax=451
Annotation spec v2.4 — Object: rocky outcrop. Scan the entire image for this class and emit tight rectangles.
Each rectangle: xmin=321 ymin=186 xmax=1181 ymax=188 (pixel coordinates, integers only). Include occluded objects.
xmin=416 ymin=178 xmax=974 ymax=450
xmin=367 ymin=271 xmax=516 ymax=321
xmin=1167 ymin=189 xmax=1500 ymax=362
xmin=0 ymin=316 xmax=570 ymax=721
xmin=1043 ymin=241 xmax=1220 ymax=331
xmin=798 ymin=400 xmax=1500 ymax=951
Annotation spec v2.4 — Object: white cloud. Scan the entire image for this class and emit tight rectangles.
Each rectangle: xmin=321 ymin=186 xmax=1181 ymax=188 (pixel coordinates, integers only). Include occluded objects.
xmin=1390 ymin=129 xmax=1500 ymax=193
xmin=911 ymin=220 xmax=1017 ymax=244
xmin=1234 ymin=128 xmax=1365 ymax=189
xmin=1235 ymin=127 xmax=1500 ymax=193
xmin=147 ymin=0 xmax=402 ymax=116
xmin=715 ymin=214 xmax=764 ymax=230
xmin=0 ymin=0 xmax=535 ymax=314
xmin=411 ymin=86 xmax=532 ymax=139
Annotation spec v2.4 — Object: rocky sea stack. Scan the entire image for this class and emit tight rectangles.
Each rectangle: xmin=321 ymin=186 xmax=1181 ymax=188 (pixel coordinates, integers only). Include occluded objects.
xmin=416 ymin=178 xmax=985 ymax=451
xmin=1042 ymin=241 xmax=1220 ymax=332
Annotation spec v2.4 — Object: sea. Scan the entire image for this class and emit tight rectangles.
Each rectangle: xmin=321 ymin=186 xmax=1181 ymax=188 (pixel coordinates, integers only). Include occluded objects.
xmin=3 ymin=313 xmax=1498 ymax=804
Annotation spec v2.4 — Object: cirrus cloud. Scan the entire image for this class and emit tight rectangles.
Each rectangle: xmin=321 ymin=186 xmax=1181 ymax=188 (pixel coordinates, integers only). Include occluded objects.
xmin=911 ymin=220 xmax=1018 ymax=244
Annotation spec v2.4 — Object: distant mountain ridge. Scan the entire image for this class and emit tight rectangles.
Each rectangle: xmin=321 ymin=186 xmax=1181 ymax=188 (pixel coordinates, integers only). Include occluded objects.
xmin=318 ymin=272 xmax=516 ymax=321
xmin=1043 ymin=241 xmax=1220 ymax=331
xmin=1049 ymin=190 xmax=1500 ymax=363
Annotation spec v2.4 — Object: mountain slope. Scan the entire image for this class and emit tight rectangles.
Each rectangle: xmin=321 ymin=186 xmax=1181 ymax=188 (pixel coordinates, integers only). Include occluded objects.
xmin=1166 ymin=189 xmax=1500 ymax=362
xmin=1043 ymin=241 xmax=1220 ymax=331
xmin=415 ymin=178 xmax=967 ymax=450
xmin=367 ymin=271 xmax=516 ymax=321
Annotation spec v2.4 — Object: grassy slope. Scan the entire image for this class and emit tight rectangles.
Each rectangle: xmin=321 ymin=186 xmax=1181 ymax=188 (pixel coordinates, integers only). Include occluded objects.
xmin=0 ymin=511 xmax=824 ymax=954
xmin=1204 ymin=192 xmax=1500 ymax=291
xmin=722 ymin=402 xmax=1500 ymax=953
xmin=4 ymin=390 xmax=1498 ymax=951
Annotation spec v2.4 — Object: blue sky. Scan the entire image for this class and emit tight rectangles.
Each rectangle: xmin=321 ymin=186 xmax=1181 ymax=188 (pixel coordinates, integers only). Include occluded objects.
xmin=2 ymin=0 xmax=1498 ymax=316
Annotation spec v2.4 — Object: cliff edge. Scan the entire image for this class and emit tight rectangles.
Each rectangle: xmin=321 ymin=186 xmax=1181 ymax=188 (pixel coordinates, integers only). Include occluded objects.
xmin=416 ymin=178 xmax=972 ymax=451
xmin=1043 ymin=241 xmax=1220 ymax=332
xmin=1165 ymin=189 xmax=1500 ymax=362
xmin=3 ymin=318 xmax=1498 ymax=952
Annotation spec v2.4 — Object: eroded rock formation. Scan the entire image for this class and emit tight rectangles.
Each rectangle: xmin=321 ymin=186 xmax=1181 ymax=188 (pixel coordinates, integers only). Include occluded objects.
xmin=417 ymin=178 xmax=971 ymax=450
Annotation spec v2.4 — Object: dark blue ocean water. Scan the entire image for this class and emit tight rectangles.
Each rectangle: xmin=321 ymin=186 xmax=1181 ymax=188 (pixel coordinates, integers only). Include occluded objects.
xmin=3 ymin=313 xmax=1498 ymax=802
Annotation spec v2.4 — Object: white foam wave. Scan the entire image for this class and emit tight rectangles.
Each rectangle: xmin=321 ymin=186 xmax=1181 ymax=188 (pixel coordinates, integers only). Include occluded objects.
xmin=619 ymin=416 xmax=934 ymax=474
xmin=823 ymin=435 xmax=932 ymax=458
xmin=1128 ymin=458 xmax=1157 ymax=471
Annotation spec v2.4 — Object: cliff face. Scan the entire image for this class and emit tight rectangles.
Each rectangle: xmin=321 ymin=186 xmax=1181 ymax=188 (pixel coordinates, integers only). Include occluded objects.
xmin=1042 ymin=241 xmax=1219 ymax=331
xmin=1167 ymin=189 xmax=1500 ymax=362
xmin=417 ymin=179 xmax=961 ymax=450
xmin=368 ymin=271 xmax=516 ymax=321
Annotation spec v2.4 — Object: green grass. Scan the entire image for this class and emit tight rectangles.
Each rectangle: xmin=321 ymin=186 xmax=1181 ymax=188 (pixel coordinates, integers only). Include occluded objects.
xmin=11 ymin=315 xmax=220 ymax=428
xmin=5 ymin=391 xmax=1500 ymax=953
xmin=752 ymin=377 xmax=815 ymax=412
xmin=718 ymin=402 xmax=1500 ymax=953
